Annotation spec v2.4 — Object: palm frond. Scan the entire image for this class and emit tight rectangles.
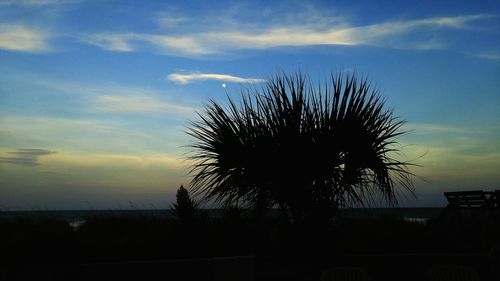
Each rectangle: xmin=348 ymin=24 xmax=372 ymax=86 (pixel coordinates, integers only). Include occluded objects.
xmin=186 ymin=72 xmax=415 ymax=222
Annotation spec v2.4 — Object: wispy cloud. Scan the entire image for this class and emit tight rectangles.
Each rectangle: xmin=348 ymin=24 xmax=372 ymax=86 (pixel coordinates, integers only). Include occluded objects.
xmin=40 ymin=167 xmax=73 ymax=175
xmin=0 ymin=24 xmax=51 ymax=53
xmin=403 ymin=123 xmax=463 ymax=134
xmin=0 ymin=0 xmax=67 ymax=6
xmin=155 ymin=14 xmax=191 ymax=29
xmin=30 ymin=79 xmax=196 ymax=115
xmin=81 ymin=33 xmax=213 ymax=55
xmin=403 ymin=123 xmax=499 ymax=135
xmin=80 ymin=33 xmax=135 ymax=52
xmin=47 ymin=152 xmax=186 ymax=169
xmin=0 ymin=148 xmax=56 ymax=166
xmin=204 ymin=15 xmax=490 ymax=50
xmin=476 ymin=50 xmax=500 ymax=61
xmin=0 ymin=116 xmax=187 ymax=155
xmin=399 ymin=122 xmax=500 ymax=178
xmin=81 ymin=14 xmax=492 ymax=56
xmin=142 ymin=34 xmax=210 ymax=55
xmin=95 ymin=95 xmax=195 ymax=115
xmin=167 ymin=73 xmax=266 ymax=84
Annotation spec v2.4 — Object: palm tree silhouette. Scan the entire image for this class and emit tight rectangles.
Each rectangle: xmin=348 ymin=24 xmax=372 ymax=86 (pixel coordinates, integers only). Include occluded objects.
xmin=187 ymin=73 xmax=414 ymax=223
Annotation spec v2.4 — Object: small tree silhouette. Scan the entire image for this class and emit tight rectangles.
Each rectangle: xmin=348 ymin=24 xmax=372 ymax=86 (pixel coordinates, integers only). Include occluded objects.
xmin=170 ymin=185 xmax=197 ymax=220
xmin=187 ymin=72 xmax=414 ymax=223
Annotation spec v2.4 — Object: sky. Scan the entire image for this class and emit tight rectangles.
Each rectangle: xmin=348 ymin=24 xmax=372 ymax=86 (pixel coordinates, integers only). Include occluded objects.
xmin=0 ymin=0 xmax=499 ymax=210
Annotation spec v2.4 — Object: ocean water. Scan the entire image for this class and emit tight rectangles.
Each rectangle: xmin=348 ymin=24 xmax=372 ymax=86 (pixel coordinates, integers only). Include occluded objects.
xmin=0 ymin=209 xmax=172 ymax=229
xmin=0 ymin=208 xmax=443 ymax=228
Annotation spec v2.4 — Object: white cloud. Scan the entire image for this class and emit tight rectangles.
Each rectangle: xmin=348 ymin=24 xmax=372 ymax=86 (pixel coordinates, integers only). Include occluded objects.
xmin=81 ymin=14 xmax=492 ymax=56
xmin=0 ymin=24 xmax=51 ymax=52
xmin=81 ymin=33 xmax=211 ymax=55
xmin=142 ymin=34 xmax=211 ymax=55
xmin=156 ymin=15 xmax=191 ymax=29
xmin=45 ymin=152 xmax=186 ymax=169
xmin=350 ymin=15 xmax=487 ymax=39
xmin=207 ymin=28 xmax=356 ymax=49
xmin=402 ymin=123 xmax=499 ymax=136
xmin=31 ymin=79 xmax=196 ymax=115
xmin=402 ymin=123 xmax=463 ymax=134
xmin=476 ymin=51 xmax=500 ymax=61
xmin=0 ymin=0 xmax=67 ymax=6
xmin=80 ymin=33 xmax=135 ymax=52
xmin=167 ymin=73 xmax=266 ymax=84
xmin=207 ymin=15 xmax=490 ymax=50
xmin=95 ymin=95 xmax=195 ymax=115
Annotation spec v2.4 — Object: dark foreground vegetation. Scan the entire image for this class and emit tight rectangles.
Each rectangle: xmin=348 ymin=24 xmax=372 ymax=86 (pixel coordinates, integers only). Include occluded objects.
xmin=1 ymin=212 xmax=499 ymax=281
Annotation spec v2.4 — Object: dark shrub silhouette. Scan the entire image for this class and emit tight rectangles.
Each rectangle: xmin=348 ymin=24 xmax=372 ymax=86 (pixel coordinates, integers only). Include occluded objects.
xmin=187 ymin=73 xmax=414 ymax=223
xmin=170 ymin=185 xmax=197 ymax=220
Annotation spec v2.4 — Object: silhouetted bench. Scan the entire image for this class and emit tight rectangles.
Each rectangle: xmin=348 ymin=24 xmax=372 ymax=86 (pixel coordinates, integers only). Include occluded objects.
xmin=442 ymin=190 xmax=498 ymax=222
xmin=444 ymin=191 xmax=492 ymax=209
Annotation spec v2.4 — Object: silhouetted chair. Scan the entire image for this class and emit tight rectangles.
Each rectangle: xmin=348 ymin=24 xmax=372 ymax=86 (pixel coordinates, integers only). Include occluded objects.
xmin=445 ymin=191 xmax=488 ymax=209
xmin=441 ymin=190 xmax=497 ymax=223
xmin=428 ymin=265 xmax=480 ymax=281
xmin=320 ymin=267 xmax=370 ymax=281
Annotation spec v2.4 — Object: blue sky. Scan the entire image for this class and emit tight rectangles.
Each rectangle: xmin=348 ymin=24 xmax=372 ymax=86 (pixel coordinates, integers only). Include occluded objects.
xmin=0 ymin=0 xmax=499 ymax=210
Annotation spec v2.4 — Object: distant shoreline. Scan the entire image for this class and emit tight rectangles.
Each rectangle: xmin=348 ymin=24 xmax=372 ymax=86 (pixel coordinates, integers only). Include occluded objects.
xmin=0 ymin=207 xmax=445 ymax=223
